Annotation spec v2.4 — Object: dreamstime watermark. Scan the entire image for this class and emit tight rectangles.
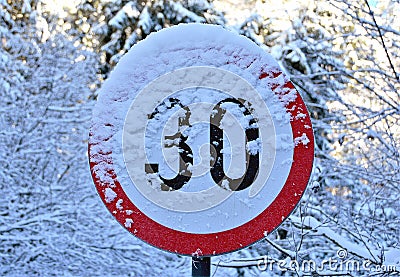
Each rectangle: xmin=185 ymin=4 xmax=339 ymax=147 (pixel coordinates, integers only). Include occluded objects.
xmin=257 ymin=249 xmax=398 ymax=273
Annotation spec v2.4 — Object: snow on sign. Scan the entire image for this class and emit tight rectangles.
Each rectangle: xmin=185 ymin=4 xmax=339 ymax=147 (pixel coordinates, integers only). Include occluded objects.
xmin=88 ymin=23 xmax=314 ymax=256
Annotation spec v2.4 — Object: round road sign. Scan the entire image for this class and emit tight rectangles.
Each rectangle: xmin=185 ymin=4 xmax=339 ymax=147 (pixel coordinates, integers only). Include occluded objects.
xmin=88 ymin=23 xmax=314 ymax=256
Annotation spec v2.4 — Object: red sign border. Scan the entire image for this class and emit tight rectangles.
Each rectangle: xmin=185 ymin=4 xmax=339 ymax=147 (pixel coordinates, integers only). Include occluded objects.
xmin=88 ymin=67 xmax=314 ymax=257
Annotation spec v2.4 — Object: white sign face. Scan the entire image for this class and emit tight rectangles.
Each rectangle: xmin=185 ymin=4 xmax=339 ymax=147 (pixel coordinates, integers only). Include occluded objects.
xmin=122 ymin=66 xmax=292 ymax=233
xmin=89 ymin=23 xmax=314 ymax=256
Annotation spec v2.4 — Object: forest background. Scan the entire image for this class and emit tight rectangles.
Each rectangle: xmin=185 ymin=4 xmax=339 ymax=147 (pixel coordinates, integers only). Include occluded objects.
xmin=0 ymin=0 xmax=399 ymax=276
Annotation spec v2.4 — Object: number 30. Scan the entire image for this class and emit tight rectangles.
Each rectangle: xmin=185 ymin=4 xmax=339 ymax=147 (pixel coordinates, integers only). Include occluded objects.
xmin=145 ymin=98 xmax=260 ymax=191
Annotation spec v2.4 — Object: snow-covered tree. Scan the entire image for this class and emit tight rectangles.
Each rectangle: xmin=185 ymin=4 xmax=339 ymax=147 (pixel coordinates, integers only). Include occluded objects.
xmin=71 ymin=0 xmax=226 ymax=77
xmin=1 ymin=1 xmax=101 ymax=274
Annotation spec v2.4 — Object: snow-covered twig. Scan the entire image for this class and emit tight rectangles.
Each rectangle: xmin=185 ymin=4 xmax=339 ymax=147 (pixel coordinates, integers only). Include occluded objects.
xmin=290 ymin=216 xmax=380 ymax=263
xmin=364 ymin=0 xmax=400 ymax=82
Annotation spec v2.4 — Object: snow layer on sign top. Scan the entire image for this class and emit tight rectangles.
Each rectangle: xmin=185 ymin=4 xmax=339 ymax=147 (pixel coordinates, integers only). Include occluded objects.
xmin=90 ymin=23 xmax=298 ymax=234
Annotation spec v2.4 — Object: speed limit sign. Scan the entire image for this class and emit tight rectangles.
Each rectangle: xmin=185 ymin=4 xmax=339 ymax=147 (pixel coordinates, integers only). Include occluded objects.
xmin=88 ymin=23 xmax=314 ymax=256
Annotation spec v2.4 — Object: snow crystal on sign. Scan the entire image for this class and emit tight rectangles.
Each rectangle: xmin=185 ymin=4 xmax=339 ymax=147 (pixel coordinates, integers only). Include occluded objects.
xmin=295 ymin=113 xmax=306 ymax=120
xmin=294 ymin=133 xmax=310 ymax=146
xmin=278 ymin=86 xmax=298 ymax=107
xmin=104 ymin=188 xmax=117 ymax=203
xmin=246 ymin=138 xmax=262 ymax=155
xmin=221 ymin=179 xmax=231 ymax=191
xmin=164 ymin=137 xmax=180 ymax=147
xmin=124 ymin=218 xmax=134 ymax=228
xmin=116 ymin=199 xmax=123 ymax=210
xmin=192 ymin=248 xmax=203 ymax=257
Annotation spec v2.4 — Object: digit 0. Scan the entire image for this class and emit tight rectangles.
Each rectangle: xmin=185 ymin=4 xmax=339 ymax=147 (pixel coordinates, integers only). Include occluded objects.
xmin=210 ymin=98 xmax=260 ymax=191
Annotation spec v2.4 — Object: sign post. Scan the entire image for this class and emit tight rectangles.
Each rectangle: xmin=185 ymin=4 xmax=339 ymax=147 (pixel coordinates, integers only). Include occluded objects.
xmin=88 ymin=23 xmax=314 ymax=273
xmin=192 ymin=256 xmax=211 ymax=277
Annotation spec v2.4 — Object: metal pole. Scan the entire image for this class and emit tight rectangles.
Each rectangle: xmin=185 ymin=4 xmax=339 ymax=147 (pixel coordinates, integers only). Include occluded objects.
xmin=192 ymin=256 xmax=211 ymax=277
